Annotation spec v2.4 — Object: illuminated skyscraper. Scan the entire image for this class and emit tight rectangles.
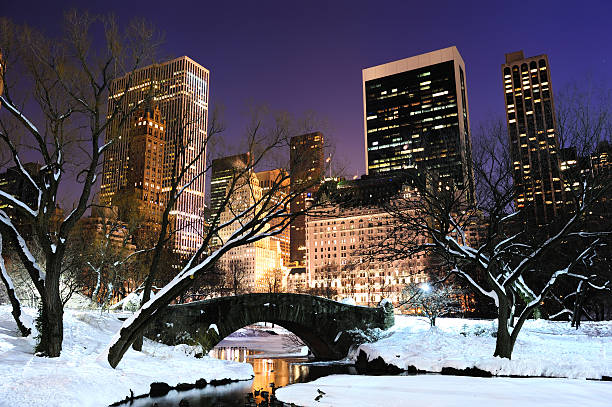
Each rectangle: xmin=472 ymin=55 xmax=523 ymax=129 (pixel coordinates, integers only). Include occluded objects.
xmin=124 ymin=106 xmax=166 ymax=223
xmin=210 ymin=153 xmax=251 ymax=219
xmin=289 ymin=132 xmax=325 ymax=264
xmin=502 ymin=51 xmax=563 ymax=225
xmin=362 ymin=46 xmax=474 ymax=199
xmin=101 ymin=56 xmax=209 ymax=255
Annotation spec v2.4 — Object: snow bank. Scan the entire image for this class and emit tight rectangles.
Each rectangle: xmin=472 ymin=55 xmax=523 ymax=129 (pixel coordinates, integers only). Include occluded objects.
xmin=0 ymin=305 xmax=253 ymax=407
xmin=356 ymin=315 xmax=612 ymax=379
xmin=276 ymin=374 xmax=612 ymax=407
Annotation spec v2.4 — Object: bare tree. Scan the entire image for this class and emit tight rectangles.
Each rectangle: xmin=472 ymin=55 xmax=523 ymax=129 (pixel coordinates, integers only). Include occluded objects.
xmin=372 ymin=116 xmax=611 ymax=359
xmin=223 ymin=259 xmax=249 ymax=296
xmin=399 ymin=282 xmax=462 ymax=326
xmin=264 ymin=268 xmax=285 ymax=294
xmin=0 ymin=13 xmax=161 ymax=356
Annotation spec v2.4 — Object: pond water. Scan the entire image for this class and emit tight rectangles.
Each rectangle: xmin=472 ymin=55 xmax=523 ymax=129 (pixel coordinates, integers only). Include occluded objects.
xmin=114 ymin=327 xmax=356 ymax=406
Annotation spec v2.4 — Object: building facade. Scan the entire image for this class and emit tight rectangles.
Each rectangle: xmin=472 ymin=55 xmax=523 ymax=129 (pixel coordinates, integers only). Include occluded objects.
xmin=362 ymin=46 xmax=474 ymax=200
xmin=123 ymin=106 xmax=167 ymax=223
xmin=289 ymin=132 xmax=325 ymax=264
xmin=101 ymin=56 xmax=209 ymax=255
xmin=217 ymin=170 xmax=283 ymax=292
xmin=256 ymin=168 xmax=291 ymax=266
xmin=306 ymin=203 xmax=428 ymax=307
xmin=502 ymin=51 xmax=563 ymax=225
xmin=305 ymin=174 xmax=429 ymax=306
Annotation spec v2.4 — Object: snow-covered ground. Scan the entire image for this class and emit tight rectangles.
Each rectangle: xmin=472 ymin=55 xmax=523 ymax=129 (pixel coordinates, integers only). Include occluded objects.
xmin=0 ymin=305 xmax=253 ymax=407
xmin=355 ymin=315 xmax=612 ymax=379
xmin=276 ymin=374 xmax=612 ymax=407
xmin=277 ymin=315 xmax=612 ymax=406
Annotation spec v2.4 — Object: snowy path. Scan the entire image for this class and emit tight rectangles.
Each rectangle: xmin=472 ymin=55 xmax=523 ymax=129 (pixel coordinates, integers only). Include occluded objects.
xmin=276 ymin=374 xmax=612 ymax=407
xmin=0 ymin=306 xmax=253 ymax=407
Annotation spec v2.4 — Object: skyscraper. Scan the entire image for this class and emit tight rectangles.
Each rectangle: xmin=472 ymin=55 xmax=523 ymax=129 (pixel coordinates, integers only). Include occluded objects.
xmin=101 ymin=56 xmax=209 ymax=255
xmin=362 ymin=46 xmax=474 ymax=199
xmin=124 ymin=106 xmax=166 ymax=223
xmin=289 ymin=132 xmax=325 ymax=264
xmin=502 ymin=51 xmax=563 ymax=225
xmin=210 ymin=153 xmax=251 ymax=219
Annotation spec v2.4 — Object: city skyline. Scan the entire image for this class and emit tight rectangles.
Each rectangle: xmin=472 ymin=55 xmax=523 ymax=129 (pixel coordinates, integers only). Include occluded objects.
xmin=4 ymin=1 xmax=611 ymax=198
xmin=0 ymin=6 xmax=610 ymax=404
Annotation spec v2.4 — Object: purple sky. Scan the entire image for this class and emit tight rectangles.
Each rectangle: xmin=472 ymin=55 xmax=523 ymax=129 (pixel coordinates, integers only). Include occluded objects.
xmin=5 ymin=0 xmax=612 ymax=182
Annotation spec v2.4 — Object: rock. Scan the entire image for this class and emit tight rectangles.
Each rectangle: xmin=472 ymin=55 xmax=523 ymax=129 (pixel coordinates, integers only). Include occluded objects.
xmin=355 ymin=349 xmax=404 ymax=375
xmin=210 ymin=378 xmax=233 ymax=386
xmin=178 ymin=399 xmax=190 ymax=407
xmin=440 ymin=366 xmax=492 ymax=377
xmin=176 ymin=382 xmax=195 ymax=391
xmin=149 ymin=382 xmax=171 ymax=397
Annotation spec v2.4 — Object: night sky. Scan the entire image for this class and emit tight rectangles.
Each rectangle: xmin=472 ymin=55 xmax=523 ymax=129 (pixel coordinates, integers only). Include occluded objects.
xmin=4 ymin=0 xmax=612 ymax=183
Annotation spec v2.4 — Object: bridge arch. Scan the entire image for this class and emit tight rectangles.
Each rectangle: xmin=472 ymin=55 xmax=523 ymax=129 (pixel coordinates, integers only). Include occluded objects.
xmin=146 ymin=293 xmax=394 ymax=360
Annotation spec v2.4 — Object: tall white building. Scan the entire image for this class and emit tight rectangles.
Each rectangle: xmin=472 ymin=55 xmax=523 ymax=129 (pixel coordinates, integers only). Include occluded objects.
xmin=101 ymin=56 xmax=209 ymax=255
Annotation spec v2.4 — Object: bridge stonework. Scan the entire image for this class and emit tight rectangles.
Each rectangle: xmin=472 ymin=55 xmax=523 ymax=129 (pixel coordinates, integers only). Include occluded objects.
xmin=146 ymin=293 xmax=394 ymax=360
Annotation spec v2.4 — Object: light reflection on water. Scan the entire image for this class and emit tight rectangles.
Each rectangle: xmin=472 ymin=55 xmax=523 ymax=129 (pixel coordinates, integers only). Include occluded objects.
xmin=114 ymin=346 xmax=355 ymax=406
xmin=209 ymin=347 xmax=312 ymax=399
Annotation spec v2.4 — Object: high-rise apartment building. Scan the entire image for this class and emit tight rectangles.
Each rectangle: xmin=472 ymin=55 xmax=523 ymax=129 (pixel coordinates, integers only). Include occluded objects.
xmin=502 ymin=51 xmax=563 ymax=225
xmin=289 ymin=132 xmax=325 ymax=264
xmin=362 ymin=46 xmax=474 ymax=199
xmin=210 ymin=153 xmax=251 ymax=219
xmin=124 ymin=106 xmax=166 ymax=222
xmin=101 ymin=56 xmax=209 ymax=255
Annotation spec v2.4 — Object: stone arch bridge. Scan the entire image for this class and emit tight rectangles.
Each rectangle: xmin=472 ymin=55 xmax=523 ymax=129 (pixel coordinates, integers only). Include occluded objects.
xmin=146 ymin=293 xmax=394 ymax=360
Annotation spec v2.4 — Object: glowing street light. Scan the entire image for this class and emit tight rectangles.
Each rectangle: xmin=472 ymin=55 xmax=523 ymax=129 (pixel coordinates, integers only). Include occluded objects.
xmin=420 ymin=282 xmax=431 ymax=292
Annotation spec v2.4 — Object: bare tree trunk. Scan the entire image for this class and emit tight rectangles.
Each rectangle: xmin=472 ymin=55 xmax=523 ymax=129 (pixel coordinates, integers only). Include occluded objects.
xmin=493 ymin=299 xmax=515 ymax=359
xmin=37 ymin=264 xmax=63 ymax=357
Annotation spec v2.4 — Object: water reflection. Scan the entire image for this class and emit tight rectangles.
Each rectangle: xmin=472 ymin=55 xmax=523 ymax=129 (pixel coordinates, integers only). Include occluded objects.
xmin=114 ymin=347 xmax=355 ymax=406
xmin=209 ymin=347 xmax=313 ymax=403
